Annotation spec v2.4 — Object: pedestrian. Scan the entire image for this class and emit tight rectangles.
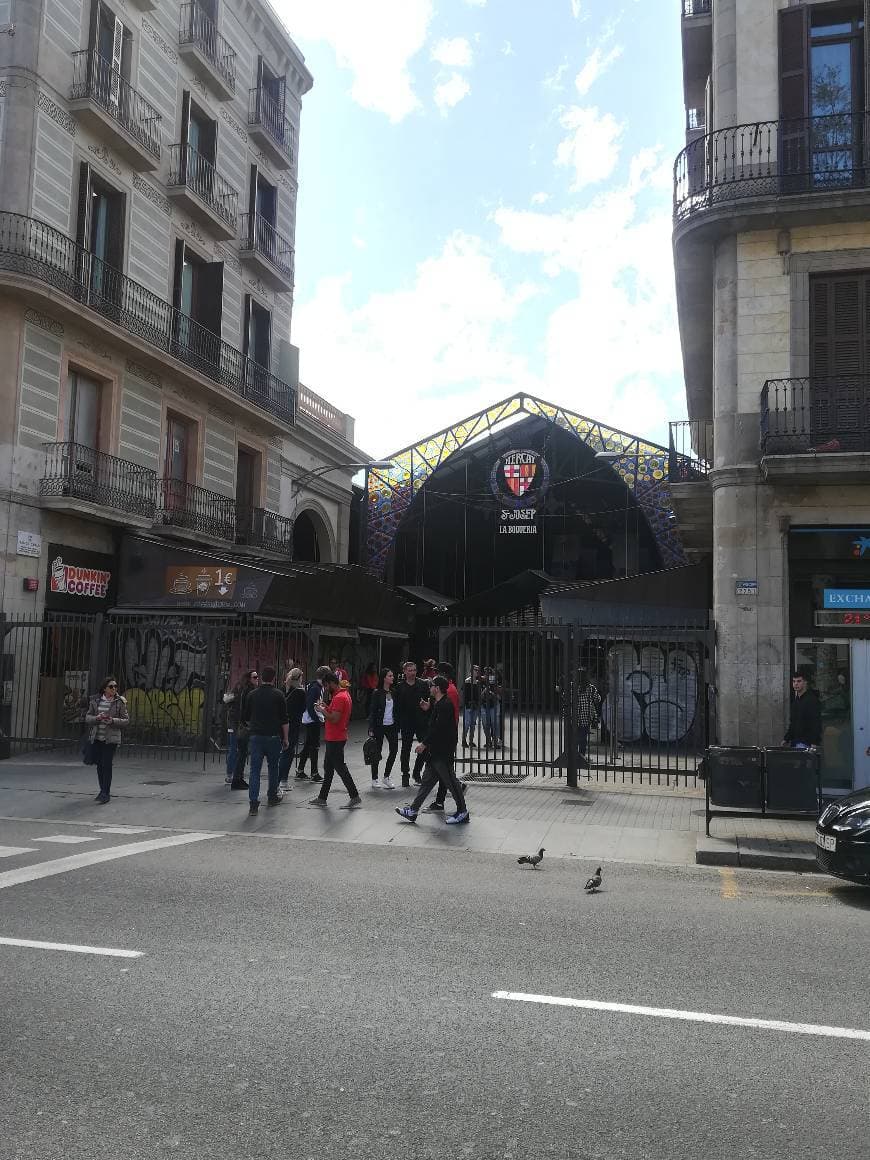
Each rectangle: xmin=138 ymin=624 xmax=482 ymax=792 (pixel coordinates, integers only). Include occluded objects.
xmin=309 ymin=672 xmax=361 ymax=809
xmin=783 ymin=670 xmax=822 ymax=750
xmin=462 ymin=664 xmax=482 ymax=747
xmin=330 ymin=656 xmax=349 ymax=683
xmin=576 ymin=670 xmax=602 ymax=768
xmin=421 ymin=658 xmax=438 ymax=681
xmin=279 ymin=667 xmax=306 ymax=790
xmin=368 ymin=667 xmax=399 ymax=789
xmin=85 ymin=676 xmax=130 ymax=805
xmin=222 ymin=668 xmax=256 ymax=786
xmin=428 ymin=661 xmax=468 ymax=813
xmin=480 ymin=666 xmax=503 ymax=747
xmin=230 ymin=669 xmax=260 ymax=789
xmin=395 ymin=660 xmax=431 ymax=786
xmin=244 ymin=665 xmax=289 ymax=816
xmin=297 ymin=664 xmax=332 ymax=781
xmin=395 ymin=676 xmax=469 ymax=825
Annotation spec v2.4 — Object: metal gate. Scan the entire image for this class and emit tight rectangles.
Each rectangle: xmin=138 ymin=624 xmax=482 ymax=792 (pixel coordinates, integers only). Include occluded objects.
xmin=0 ymin=610 xmax=310 ymax=760
xmin=439 ymin=617 xmax=713 ymax=787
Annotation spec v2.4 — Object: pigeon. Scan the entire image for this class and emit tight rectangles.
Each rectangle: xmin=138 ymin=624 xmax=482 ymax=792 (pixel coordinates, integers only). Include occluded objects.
xmin=518 ymin=847 xmax=545 ymax=869
xmin=584 ymin=866 xmax=603 ymax=893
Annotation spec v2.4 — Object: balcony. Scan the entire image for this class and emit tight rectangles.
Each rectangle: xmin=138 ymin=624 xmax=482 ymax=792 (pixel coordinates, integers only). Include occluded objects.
xmin=0 ymin=213 xmax=296 ymax=427
xmin=239 ymin=213 xmax=295 ymax=293
xmin=298 ymin=383 xmax=355 ymax=442
xmin=667 ymin=420 xmax=712 ymax=557
xmin=247 ymin=85 xmax=296 ymax=170
xmin=157 ymin=478 xmax=236 ymax=542
xmin=760 ymin=377 xmax=870 ymax=482
xmin=674 ymin=113 xmax=870 ymax=224
xmin=236 ymin=506 xmax=293 ymax=554
xmin=39 ymin=443 xmax=157 ymax=525
xmin=681 ymin=0 xmax=711 ymax=14
xmin=69 ymin=50 xmax=161 ymax=170
xmin=178 ymin=2 xmax=236 ymax=101
xmin=167 ymin=144 xmax=238 ymax=239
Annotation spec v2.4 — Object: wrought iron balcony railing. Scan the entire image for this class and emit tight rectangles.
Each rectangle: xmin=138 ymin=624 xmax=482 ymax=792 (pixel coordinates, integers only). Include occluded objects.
xmin=240 ymin=212 xmax=295 ymax=284
xmin=674 ymin=113 xmax=870 ymax=222
xmin=158 ymin=478 xmax=236 ymax=540
xmin=248 ymin=85 xmax=296 ymax=163
xmin=70 ymin=50 xmax=162 ymax=160
xmin=39 ymin=442 xmax=157 ymax=517
xmin=0 ymin=213 xmax=296 ymax=425
xmin=168 ymin=143 xmax=238 ymax=229
xmin=668 ymin=420 xmax=713 ymax=481
xmin=681 ymin=0 xmax=711 ymax=16
xmin=178 ymin=2 xmax=236 ymax=94
xmin=761 ymin=377 xmax=870 ymax=454
xmin=236 ymin=506 xmax=293 ymax=553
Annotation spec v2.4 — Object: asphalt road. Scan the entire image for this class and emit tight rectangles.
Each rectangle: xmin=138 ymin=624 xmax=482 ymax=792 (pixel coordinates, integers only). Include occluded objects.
xmin=0 ymin=818 xmax=868 ymax=1160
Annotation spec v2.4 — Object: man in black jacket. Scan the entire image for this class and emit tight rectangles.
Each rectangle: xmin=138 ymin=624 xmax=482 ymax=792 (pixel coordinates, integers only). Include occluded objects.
xmin=784 ymin=671 xmax=822 ymax=749
xmin=395 ymin=676 xmax=469 ymax=825
xmin=395 ymin=661 xmax=430 ymax=787
xmin=244 ymin=666 xmax=289 ymax=816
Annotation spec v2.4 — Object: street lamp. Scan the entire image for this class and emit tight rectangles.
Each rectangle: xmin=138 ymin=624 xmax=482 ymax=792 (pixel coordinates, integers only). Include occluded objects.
xmin=290 ymin=461 xmax=394 ymax=500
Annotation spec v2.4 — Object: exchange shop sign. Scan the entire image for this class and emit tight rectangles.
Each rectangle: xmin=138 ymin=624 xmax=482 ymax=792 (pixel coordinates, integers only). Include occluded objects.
xmin=490 ymin=449 xmax=550 ymax=537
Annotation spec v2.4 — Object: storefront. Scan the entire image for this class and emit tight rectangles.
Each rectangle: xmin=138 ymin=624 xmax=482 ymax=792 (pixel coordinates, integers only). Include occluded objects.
xmin=789 ymin=527 xmax=870 ymax=795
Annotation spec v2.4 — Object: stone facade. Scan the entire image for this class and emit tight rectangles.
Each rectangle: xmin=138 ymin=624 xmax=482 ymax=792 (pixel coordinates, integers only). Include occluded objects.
xmin=0 ymin=0 xmax=361 ymax=617
xmin=677 ymin=0 xmax=870 ymax=753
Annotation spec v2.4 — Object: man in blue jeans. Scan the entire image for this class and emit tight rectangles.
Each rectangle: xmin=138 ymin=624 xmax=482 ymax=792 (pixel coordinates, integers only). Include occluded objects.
xmin=244 ymin=666 xmax=289 ymax=816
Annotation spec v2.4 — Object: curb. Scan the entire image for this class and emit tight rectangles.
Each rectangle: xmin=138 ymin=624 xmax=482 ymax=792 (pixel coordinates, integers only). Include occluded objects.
xmin=696 ymin=835 xmax=819 ymax=873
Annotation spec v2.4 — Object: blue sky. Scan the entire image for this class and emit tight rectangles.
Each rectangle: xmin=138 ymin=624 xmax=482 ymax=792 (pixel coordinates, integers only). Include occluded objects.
xmin=277 ymin=0 xmax=687 ymax=457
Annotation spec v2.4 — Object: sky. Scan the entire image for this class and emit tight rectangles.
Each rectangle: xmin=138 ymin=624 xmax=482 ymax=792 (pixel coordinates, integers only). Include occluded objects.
xmin=275 ymin=0 xmax=687 ymax=459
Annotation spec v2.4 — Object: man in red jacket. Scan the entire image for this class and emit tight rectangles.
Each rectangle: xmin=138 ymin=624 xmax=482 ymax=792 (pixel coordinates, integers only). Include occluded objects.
xmin=309 ymin=672 xmax=361 ymax=808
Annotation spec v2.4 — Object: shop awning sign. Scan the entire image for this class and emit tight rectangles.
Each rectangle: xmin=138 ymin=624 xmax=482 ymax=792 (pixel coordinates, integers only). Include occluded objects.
xmin=824 ymin=588 xmax=870 ymax=609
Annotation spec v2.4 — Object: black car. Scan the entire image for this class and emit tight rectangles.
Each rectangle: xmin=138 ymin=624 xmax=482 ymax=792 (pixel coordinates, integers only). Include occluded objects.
xmin=815 ymin=787 xmax=870 ymax=884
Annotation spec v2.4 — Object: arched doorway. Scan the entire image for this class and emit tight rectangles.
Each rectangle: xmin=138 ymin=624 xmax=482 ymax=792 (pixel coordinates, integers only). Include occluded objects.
xmin=293 ymin=508 xmax=333 ymax=563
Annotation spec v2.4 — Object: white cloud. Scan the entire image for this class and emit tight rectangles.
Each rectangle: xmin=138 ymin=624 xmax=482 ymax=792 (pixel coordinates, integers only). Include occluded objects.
xmin=502 ymin=40 xmax=515 ymax=57
xmin=293 ymin=234 xmax=540 ymax=454
xmin=463 ymin=0 xmax=487 ymax=6
xmin=431 ymin=36 xmax=473 ymax=69
xmin=555 ymin=105 xmax=623 ymax=189
xmin=574 ymin=42 xmax=623 ymax=97
xmin=570 ymin=0 xmax=582 ymax=17
xmin=531 ymin=192 xmax=550 ymax=205
xmin=434 ymin=72 xmax=471 ymax=112
xmin=543 ymin=59 xmax=570 ymax=92
xmin=279 ymin=0 xmax=432 ymax=121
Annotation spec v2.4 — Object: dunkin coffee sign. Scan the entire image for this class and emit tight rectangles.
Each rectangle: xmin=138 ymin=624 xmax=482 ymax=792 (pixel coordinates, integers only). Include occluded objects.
xmin=50 ymin=556 xmax=112 ymax=599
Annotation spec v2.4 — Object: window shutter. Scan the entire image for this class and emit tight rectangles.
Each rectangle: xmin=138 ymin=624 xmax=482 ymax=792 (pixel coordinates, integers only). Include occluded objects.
xmin=242 ymin=293 xmax=251 ymax=358
xmin=172 ymin=239 xmax=186 ymax=313
xmin=75 ymin=161 xmax=93 ymax=249
xmin=779 ymin=7 xmax=809 ymax=190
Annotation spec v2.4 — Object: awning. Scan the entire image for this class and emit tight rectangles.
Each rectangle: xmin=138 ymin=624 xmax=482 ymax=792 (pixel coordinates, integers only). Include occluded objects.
xmin=312 ymin=625 xmax=359 ymax=639
xmin=359 ymin=626 xmax=409 ymax=639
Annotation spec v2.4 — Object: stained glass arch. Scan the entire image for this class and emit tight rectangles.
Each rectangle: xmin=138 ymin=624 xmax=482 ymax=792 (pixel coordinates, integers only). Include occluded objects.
xmin=364 ymin=393 xmax=685 ymax=576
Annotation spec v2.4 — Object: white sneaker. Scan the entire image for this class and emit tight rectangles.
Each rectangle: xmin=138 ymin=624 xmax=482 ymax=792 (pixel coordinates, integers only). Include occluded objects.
xmin=371 ymin=779 xmax=383 ymax=789
xmin=382 ymin=777 xmax=394 ymax=789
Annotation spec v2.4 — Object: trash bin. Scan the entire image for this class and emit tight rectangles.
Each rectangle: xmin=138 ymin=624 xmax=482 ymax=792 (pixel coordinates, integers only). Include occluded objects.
xmin=706 ymin=746 xmax=763 ymax=809
xmin=763 ymin=748 xmax=820 ymax=813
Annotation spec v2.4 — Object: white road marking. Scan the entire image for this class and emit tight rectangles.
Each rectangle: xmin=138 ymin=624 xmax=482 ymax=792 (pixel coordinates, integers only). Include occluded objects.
xmin=93 ymin=826 xmax=153 ymax=835
xmin=0 ymin=937 xmax=142 ymax=958
xmin=0 ymin=846 xmax=37 ymax=858
xmin=32 ymin=835 xmax=98 ymax=844
xmin=492 ymin=991 xmax=870 ymax=1043
xmin=0 ymin=832 xmax=218 ymax=891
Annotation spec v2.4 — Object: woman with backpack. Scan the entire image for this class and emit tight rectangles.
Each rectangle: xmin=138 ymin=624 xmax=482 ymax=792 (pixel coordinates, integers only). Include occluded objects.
xmin=367 ymin=667 xmax=398 ymax=789
xmin=85 ymin=676 xmax=130 ymax=804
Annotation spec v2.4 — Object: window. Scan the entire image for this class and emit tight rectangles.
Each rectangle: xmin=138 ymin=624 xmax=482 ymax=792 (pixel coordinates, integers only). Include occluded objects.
xmin=807 ymin=273 xmax=870 ymax=449
xmin=90 ymin=0 xmax=132 ymax=84
xmin=180 ymin=90 xmax=218 ymax=193
xmin=65 ymin=371 xmax=101 ymax=450
xmin=76 ymin=162 xmax=125 ymax=303
xmin=243 ymin=295 xmax=271 ymax=368
xmin=235 ymin=447 xmax=261 ymax=538
xmin=780 ymin=5 xmax=864 ymax=188
xmin=172 ymin=239 xmax=224 ymax=373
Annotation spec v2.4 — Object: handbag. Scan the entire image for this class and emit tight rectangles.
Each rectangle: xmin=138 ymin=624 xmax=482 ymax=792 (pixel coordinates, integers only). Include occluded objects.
xmin=81 ymin=735 xmax=96 ymax=766
xmin=362 ymin=735 xmax=379 ymax=767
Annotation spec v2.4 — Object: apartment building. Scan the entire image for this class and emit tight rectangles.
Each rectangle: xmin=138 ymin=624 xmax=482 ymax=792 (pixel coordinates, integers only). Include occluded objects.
xmin=673 ymin=0 xmax=870 ymax=795
xmin=0 ymin=0 xmax=364 ymax=623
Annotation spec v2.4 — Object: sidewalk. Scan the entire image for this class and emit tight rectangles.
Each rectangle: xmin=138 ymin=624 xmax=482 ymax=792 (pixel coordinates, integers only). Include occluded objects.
xmin=0 ymin=752 xmax=820 ymax=873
